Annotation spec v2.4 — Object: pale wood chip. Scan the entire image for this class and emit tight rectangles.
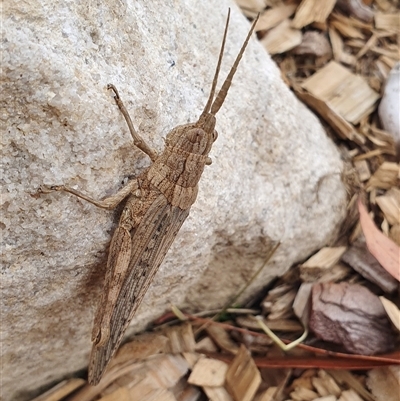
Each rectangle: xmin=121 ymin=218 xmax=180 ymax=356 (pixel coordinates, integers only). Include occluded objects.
xmin=312 ymin=396 xmax=337 ymax=401
xmin=375 ymin=12 xmax=400 ymax=33
xmin=29 ymin=379 xmax=86 ymax=401
xmin=330 ymin=16 xmax=365 ymax=39
xmin=376 ymin=188 xmax=400 ymax=226
xmin=301 ymin=61 xmax=380 ymax=125
xmin=144 ymin=354 xmax=190 ymax=389
xmin=256 ymin=3 xmax=297 ymax=32
xmin=354 ymin=159 xmax=371 ymax=181
xmin=236 ymin=0 xmax=266 ymax=14
xmin=164 ymin=322 xmax=196 ymax=353
xmin=206 ymin=324 xmax=240 ymax=355
xmin=290 ymin=386 xmax=319 ymax=401
xmin=256 ymin=386 xmax=278 ymax=401
xmin=366 ymin=162 xmax=399 ymax=191
xmin=182 ymin=352 xmax=202 ymax=369
xmin=317 ymin=370 xmax=342 ymax=397
xmin=301 ymin=247 xmax=347 ymax=270
xmin=203 ymin=386 xmax=234 ymax=401
xmin=390 ymin=223 xmax=400 ymax=246
xmin=111 ymin=332 xmax=169 ymax=367
xmin=293 ymin=86 xmax=364 ymax=143
xmin=293 ymin=282 xmax=312 ymax=327
xmin=338 ymin=389 xmax=364 ymax=401
xmin=328 ymin=370 xmax=375 ymax=401
xmin=225 ymin=345 xmax=262 ymax=401
xmin=188 ymin=358 xmax=229 ymax=387
xmin=380 ymin=296 xmax=400 ymax=331
xmin=195 ymin=336 xmax=219 ymax=353
xmin=98 ymin=387 xmax=132 ymax=401
xmin=366 ymin=366 xmax=400 ymax=401
xmin=260 ymin=19 xmax=302 ymax=54
xmin=292 ymin=0 xmax=336 ymax=29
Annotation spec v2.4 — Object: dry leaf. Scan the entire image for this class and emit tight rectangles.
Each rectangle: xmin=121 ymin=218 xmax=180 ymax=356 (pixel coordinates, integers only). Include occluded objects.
xmin=358 ymin=199 xmax=400 ymax=281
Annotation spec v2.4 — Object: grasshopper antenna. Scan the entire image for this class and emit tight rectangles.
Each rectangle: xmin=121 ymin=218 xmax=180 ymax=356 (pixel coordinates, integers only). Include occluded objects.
xmin=200 ymin=9 xmax=231 ymax=117
xmin=210 ymin=13 xmax=259 ymax=115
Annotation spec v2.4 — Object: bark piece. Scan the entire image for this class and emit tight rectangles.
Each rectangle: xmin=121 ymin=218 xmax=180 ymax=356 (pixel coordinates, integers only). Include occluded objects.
xmin=301 ymin=61 xmax=380 ymax=125
xmin=309 ymin=282 xmax=396 ymax=355
xmin=292 ymin=31 xmax=332 ymax=57
xmin=335 ymin=0 xmax=374 ymax=22
xmin=341 ymin=236 xmax=398 ymax=293
xmin=292 ymin=0 xmax=336 ymax=29
xmin=225 ymin=345 xmax=261 ymax=401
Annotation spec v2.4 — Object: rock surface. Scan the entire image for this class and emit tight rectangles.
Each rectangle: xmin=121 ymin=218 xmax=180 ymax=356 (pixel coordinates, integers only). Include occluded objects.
xmin=2 ymin=1 xmax=347 ymax=399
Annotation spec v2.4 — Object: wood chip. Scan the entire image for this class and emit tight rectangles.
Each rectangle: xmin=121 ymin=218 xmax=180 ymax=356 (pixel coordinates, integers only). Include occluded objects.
xmin=293 ymin=86 xmax=363 ymax=143
xmin=290 ymin=386 xmax=319 ymax=401
xmin=375 ymin=12 xmax=400 ymax=33
xmin=29 ymin=379 xmax=86 ymax=401
xmin=366 ymin=366 xmax=400 ymax=401
xmin=366 ymin=162 xmax=400 ymax=191
xmin=188 ymin=358 xmax=229 ymax=387
xmin=328 ymin=370 xmax=375 ymax=401
xmin=292 ymin=282 xmax=312 ymax=327
xmin=309 ymin=282 xmax=397 ymax=355
xmin=206 ymin=324 xmax=240 ymax=355
xmin=195 ymin=336 xmax=219 ymax=353
xmin=376 ymin=188 xmax=400 ymax=226
xmin=260 ymin=19 xmax=302 ymax=54
xmin=256 ymin=3 xmax=297 ymax=32
xmin=380 ymin=296 xmax=400 ymax=331
xmin=110 ymin=332 xmax=169 ymax=367
xmin=338 ymin=389 xmax=364 ymax=401
xmin=98 ymin=387 xmax=132 ymax=401
xmin=225 ymin=345 xmax=261 ymax=401
xmin=353 ymin=159 xmax=371 ymax=181
xmin=203 ymin=386 xmax=234 ymax=401
xmin=301 ymin=247 xmax=347 ymax=270
xmin=330 ymin=15 xmax=365 ymax=39
xmin=292 ymin=0 xmax=336 ymax=29
xmin=301 ymin=61 xmax=380 ymax=124
xmin=256 ymin=387 xmax=278 ymax=401
xmin=164 ymin=322 xmax=196 ymax=354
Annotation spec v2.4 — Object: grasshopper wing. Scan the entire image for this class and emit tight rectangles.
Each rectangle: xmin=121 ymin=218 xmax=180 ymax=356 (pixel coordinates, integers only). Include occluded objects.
xmin=88 ymin=193 xmax=189 ymax=384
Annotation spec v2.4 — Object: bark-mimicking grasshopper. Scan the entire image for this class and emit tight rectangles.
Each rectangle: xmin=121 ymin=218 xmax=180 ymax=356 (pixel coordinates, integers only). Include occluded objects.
xmin=38 ymin=10 xmax=258 ymax=385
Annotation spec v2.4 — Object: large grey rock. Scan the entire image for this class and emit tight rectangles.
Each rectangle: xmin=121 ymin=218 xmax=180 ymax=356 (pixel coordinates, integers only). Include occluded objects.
xmin=1 ymin=1 xmax=347 ymax=399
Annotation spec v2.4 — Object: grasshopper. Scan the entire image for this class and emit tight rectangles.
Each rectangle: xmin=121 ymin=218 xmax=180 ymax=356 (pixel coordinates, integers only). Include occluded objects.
xmin=39 ymin=11 xmax=258 ymax=385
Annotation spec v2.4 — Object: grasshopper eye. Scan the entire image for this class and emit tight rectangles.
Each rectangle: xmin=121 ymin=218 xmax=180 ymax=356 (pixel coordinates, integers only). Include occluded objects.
xmin=212 ymin=130 xmax=218 ymax=142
